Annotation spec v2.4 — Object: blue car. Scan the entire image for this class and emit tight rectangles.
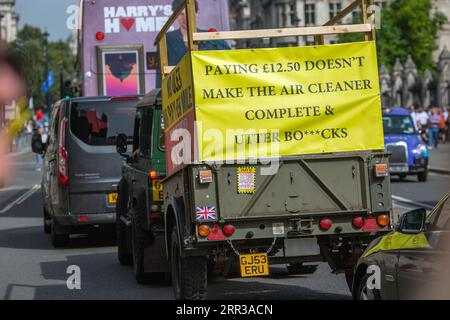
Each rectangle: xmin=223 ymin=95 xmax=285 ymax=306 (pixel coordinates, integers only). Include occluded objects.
xmin=382 ymin=108 xmax=429 ymax=182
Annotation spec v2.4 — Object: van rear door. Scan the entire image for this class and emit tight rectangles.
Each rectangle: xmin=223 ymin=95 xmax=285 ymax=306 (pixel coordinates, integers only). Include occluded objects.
xmin=66 ymin=98 xmax=138 ymax=215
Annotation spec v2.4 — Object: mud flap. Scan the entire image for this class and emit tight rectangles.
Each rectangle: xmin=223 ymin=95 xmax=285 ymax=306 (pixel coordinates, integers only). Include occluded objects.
xmin=143 ymin=233 xmax=170 ymax=273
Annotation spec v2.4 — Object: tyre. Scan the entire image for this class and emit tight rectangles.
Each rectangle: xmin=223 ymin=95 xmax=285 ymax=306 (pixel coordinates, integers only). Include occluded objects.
xmin=398 ymin=173 xmax=407 ymax=180
xmin=43 ymin=206 xmax=51 ymax=234
xmin=51 ymin=219 xmax=69 ymax=248
xmin=171 ymin=227 xmax=207 ymax=300
xmin=418 ymin=169 xmax=428 ymax=182
xmin=116 ymin=187 xmax=132 ymax=266
xmin=356 ymin=273 xmax=381 ymax=300
xmin=131 ymin=206 xmax=153 ymax=284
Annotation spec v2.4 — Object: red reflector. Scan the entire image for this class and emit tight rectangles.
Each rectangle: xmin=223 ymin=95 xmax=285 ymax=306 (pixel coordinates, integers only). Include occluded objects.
xmin=110 ymin=96 xmax=138 ymax=101
xmin=352 ymin=216 xmax=365 ymax=229
xmin=319 ymin=217 xmax=333 ymax=231
xmin=222 ymin=224 xmax=235 ymax=236
xmin=95 ymin=31 xmax=105 ymax=41
xmin=149 ymin=213 xmax=159 ymax=219
xmin=78 ymin=216 xmax=89 ymax=221
xmin=208 ymin=28 xmax=217 ymax=32
xmin=207 ymin=224 xmax=225 ymax=241
xmin=363 ymin=215 xmax=381 ymax=232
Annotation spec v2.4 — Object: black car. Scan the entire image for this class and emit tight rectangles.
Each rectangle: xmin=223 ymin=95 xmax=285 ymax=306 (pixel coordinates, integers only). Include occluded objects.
xmin=41 ymin=95 xmax=141 ymax=247
xmin=352 ymin=191 xmax=450 ymax=299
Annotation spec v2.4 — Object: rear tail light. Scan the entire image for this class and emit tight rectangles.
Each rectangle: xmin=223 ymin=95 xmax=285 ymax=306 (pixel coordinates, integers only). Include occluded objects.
xmin=198 ymin=224 xmax=210 ymax=238
xmin=78 ymin=216 xmax=89 ymax=222
xmin=319 ymin=217 xmax=333 ymax=231
xmin=148 ymin=170 xmax=158 ymax=180
xmin=375 ymin=163 xmax=389 ymax=177
xmin=377 ymin=214 xmax=390 ymax=227
xmin=222 ymin=224 xmax=235 ymax=236
xmin=58 ymin=119 xmax=69 ymax=186
xmin=149 ymin=213 xmax=159 ymax=219
xmin=352 ymin=216 xmax=366 ymax=229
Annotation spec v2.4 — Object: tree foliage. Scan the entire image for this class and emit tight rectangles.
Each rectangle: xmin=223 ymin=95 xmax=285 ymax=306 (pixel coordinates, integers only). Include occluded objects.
xmin=340 ymin=0 xmax=446 ymax=74
xmin=8 ymin=25 xmax=76 ymax=110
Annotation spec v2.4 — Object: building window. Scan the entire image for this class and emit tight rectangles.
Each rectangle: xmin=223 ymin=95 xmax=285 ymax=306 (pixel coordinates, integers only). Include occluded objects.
xmin=305 ymin=3 xmax=315 ymax=26
xmin=329 ymin=2 xmax=342 ymax=20
xmin=290 ymin=3 xmax=297 ymax=26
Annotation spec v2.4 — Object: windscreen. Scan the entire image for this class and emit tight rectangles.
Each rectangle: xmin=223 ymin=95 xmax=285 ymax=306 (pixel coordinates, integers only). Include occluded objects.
xmin=382 ymin=115 xmax=416 ymax=135
xmin=70 ymin=100 xmax=136 ymax=146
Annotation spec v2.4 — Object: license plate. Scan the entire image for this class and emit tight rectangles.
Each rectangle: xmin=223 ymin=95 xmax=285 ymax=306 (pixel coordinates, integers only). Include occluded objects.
xmin=108 ymin=193 xmax=118 ymax=204
xmin=239 ymin=253 xmax=269 ymax=277
xmin=152 ymin=180 xmax=163 ymax=201
xmin=390 ymin=165 xmax=408 ymax=173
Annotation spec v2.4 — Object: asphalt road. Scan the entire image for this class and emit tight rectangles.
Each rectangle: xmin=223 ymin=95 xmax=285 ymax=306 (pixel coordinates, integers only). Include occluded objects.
xmin=0 ymin=152 xmax=448 ymax=300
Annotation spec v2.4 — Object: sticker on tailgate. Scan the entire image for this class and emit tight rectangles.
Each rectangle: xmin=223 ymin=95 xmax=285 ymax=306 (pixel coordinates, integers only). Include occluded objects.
xmin=237 ymin=166 xmax=256 ymax=194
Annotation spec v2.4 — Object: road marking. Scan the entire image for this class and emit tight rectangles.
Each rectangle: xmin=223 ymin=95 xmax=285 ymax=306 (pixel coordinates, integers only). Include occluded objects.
xmin=0 ymin=184 xmax=40 ymax=213
xmin=392 ymin=195 xmax=434 ymax=210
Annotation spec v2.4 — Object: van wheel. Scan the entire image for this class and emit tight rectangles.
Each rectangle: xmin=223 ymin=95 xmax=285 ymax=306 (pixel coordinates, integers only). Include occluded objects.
xmin=131 ymin=207 xmax=153 ymax=284
xmin=418 ymin=169 xmax=428 ymax=182
xmin=116 ymin=189 xmax=132 ymax=266
xmin=51 ymin=219 xmax=69 ymax=248
xmin=356 ymin=273 xmax=381 ymax=300
xmin=171 ymin=226 xmax=207 ymax=300
xmin=43 ymin=206 xmax=51 ymax=234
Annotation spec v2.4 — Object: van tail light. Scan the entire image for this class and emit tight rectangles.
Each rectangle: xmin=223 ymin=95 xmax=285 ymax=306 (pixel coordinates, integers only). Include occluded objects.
xmin=58 ymin=119 xmax=69 ymax=186
xmin=319 ymin=217 xmax=333 ymax=231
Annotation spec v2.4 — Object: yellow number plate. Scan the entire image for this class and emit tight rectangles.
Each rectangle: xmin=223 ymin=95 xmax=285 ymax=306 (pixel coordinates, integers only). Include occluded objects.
xmin=108 ymin=193 xmax=118 ymax=204
xmin=152 ymin=180 xmax=164 ymax=201
xmin=239 ymin=253 xmax=269 ymax=277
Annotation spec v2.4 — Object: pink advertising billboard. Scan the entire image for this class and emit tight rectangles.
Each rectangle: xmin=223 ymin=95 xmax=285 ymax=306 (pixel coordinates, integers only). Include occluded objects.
xmin=79 ymin=0 xmax=230 ymax=97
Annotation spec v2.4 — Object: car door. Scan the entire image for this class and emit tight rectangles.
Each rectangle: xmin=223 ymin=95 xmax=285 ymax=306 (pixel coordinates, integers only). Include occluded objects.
xmin=130 ymin=108 xmax=153 ymax=228
xmin=397 ymin=193 xmax=450 ymax=299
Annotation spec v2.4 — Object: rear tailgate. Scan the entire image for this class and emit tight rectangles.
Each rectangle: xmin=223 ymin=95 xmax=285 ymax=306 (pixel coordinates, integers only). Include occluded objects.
xmin=191 ymin=153 xmax=391 ymax=220
xmin=66 ymin=98 xmax=137 ymax=214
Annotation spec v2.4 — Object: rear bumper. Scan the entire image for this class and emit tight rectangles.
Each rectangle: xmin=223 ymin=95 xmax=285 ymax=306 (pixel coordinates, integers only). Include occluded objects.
xmin=55 ymin=212 xmax=116 ymax=227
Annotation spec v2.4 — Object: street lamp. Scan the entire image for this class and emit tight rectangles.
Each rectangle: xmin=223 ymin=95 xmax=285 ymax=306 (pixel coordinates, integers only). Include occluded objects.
xmin=42 ymin=29 xmax=51 ymax=111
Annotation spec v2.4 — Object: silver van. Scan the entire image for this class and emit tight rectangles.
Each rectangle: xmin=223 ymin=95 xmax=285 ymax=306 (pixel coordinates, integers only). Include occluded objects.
xmin=41 ymin=96 xmax=141 ymax=247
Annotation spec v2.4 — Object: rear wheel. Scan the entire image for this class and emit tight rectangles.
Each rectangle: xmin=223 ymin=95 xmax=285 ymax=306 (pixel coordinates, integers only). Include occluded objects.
xmin=418 ymin=169 xmax=428 ymax=182
xmin=171 ymin=227 xmax=207 ymax=300
xmin=51 ymin=219 xmax=69 ymax=248
xmin=116 ymin=188 xmax=132 ymax=266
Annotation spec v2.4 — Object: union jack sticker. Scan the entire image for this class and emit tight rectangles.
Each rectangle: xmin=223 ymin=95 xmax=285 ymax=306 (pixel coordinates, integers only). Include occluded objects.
xmin=196 ymin=206 xmax=217 ymax=221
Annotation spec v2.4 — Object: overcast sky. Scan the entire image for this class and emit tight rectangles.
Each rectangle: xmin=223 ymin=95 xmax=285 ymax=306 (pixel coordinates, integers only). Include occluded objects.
xmin=16 ymin=0 xmax=78 ymax=41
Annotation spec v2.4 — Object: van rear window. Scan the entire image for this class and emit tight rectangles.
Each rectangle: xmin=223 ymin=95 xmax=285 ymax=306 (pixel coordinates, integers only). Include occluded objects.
xmin=70 ymin=100 xmax=135 ymax=146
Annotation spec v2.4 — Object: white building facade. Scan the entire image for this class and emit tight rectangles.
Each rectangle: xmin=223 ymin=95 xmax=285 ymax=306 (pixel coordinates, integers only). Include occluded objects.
xmin=0 ymin=0 xmax=18 ymax=43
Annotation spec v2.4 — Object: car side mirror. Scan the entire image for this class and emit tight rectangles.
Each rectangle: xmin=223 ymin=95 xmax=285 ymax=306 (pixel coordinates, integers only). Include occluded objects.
xmin=116 ymin=133 xmax=128 ymax=155
xmin=397 ymin=208 xmax=427 ymax=234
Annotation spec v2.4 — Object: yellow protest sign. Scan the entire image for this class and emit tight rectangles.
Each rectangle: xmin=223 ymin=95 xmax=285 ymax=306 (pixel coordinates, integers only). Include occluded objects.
xmin=162 ymin=54 xmax=194 ymax=129
xmin=191 ymin=41 xmax=384 ymax=162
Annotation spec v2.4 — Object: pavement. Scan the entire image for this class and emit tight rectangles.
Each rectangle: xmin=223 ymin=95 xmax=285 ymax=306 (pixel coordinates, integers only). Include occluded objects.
xmin=429 ymin=143 xmax=450 ymax=175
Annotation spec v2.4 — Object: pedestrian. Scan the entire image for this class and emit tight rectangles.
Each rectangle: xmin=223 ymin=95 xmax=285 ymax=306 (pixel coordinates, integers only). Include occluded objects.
xmin=409 ymin=105 xmax=419 ymax=130
xmin=428 ymin=108 xmax=441 ymax=149
xmin=31 ymin=124 xmax=44 ymax=171
xmin=416 ymin=106 xmax=429 ymax=143
xmin=439 ymin=107 xmax=447 ymax=143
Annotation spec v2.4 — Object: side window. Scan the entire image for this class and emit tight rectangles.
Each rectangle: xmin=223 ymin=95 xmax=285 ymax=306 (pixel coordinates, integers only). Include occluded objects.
xmin=139 ymin=108 xmax=153 ymax=158
xmin=430 ymin=194 xmax=450 ymax=231
xmin=132 ymin=112 xmax=141 ymax=153
xmin=48 ymin=103 xmax=61 ymax=152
